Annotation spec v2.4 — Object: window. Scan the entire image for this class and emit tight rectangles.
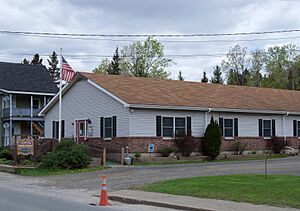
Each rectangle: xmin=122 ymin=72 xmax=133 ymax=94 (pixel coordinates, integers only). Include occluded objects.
xmin=297 ymin=121 xmax=300 ymax=137
xmin=175 ymin=117 xmax=186 ymax=136
xmin=79 ymin=122 xmax=85 ymax=136
xmin=263 ymin=120 xmax=271 ymax=137
xmin=52 ymin=120 xmax=65 ymax=139
xmin=104 ymin=117 xmax=112 ymax=138
xmin=163 ymin=117 xmax=173 ymax=137
xmin=224 ymin=119 xmax=233 ymax=137
xmin=158 ymin=116 xmax=191 ymax=138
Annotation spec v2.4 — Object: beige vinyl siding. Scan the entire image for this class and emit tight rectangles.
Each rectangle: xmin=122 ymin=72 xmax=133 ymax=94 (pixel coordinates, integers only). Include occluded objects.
xmin=44 ymin=80 xmax=130 ymax=138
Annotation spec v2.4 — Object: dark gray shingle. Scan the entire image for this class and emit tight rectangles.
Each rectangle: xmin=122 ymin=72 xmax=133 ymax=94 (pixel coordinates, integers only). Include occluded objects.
xmin=0 ymin=62 xmax=58 ymax=93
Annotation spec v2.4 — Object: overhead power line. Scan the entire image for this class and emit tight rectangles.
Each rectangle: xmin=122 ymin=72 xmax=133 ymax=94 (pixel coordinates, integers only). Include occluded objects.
xmin=1 ymin=29 xmax=300 ymax=37
xmin=4 ymin=32 xmax=300 ymax=43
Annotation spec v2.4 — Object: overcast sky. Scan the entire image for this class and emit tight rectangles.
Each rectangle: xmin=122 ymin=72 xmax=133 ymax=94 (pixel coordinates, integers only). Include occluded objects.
xmin=1 ymin=0 xmax=300 ymax=81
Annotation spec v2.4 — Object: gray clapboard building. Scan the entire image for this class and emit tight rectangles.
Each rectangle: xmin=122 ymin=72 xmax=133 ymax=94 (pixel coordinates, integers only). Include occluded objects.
xmin=40 ymin=72 xmax=300 ymax=153
xmin=0 ymin=62 xmax=57 ymax=146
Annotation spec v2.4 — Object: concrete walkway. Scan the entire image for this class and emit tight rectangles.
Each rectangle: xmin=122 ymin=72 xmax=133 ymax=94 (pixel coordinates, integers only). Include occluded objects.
xmin=109 ymin=190 xmax=299 ymax=211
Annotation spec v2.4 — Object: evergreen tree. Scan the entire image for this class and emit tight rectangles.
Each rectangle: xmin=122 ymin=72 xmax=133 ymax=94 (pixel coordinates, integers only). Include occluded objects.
xmin=178 ymin=70 xmax=184 ymax=81
xmin=21 ymin=58 xmax=30 ymax=65
xmin=31 ymin=53 xmax=43 ymax=65
xmin=210 ymin=65 xmax=223 ymax=84
xmin=107 ymin=47 xmax=121 ymax=75
xmin=47 ymin=51 xmax=59 ymax=80
xmin=201 ymin=71 xmax=208 ymax=83
xmin=202 ymin=116 xmax=222 ymax=159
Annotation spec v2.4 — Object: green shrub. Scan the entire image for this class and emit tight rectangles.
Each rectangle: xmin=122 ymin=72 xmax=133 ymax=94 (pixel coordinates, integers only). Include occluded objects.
xmin=41 ymin=140 xmax=91 ymax=169
xmin=271 ymin=136 xmax=285 ymax=154
xmin=134 ymin=152 xmax=141 ymax=159
xmin=159 ymin=147 xmax=175 ymax=157
xmin=0 ymin=147 xmax=13 ymax=160
xmin=202 ymin=116 xmax=222 ymax=159
xmin=0 ymin=158 xmax=13 ymax=165
xmin=175 ymin=135 xmax=195 ymax=157
xmin=231 ymin=141 xmax=248 ymax=155
xmin=22 ymin=159 xmax=32 ymax=165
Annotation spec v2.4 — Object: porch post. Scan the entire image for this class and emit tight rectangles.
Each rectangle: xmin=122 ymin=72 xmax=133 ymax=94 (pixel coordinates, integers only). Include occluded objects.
xmin=30 ymin=95 xmax=33 ymax=117
xmin=9 ymin=94 xmax=12 ymax=145
xmin=31 ymin=121 xmax=33 ymax=136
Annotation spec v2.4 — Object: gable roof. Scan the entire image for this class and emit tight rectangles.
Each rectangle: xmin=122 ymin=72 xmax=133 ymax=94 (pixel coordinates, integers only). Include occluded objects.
xmin=80 ymin=72 xmax=300 ymax=113
xmin=0 ymin=62 xmax=58 ymax=94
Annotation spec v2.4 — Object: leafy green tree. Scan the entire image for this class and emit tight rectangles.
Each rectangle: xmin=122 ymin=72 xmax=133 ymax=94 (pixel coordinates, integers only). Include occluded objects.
xmin=93 ymin=58 xmax=110 ymax=74
xmin=263 ymin=44 xmax=297 ymax=89
xmin=21 ymin=58 xmax=30 ymax=65
xmin=210 ymin=65 xmax=223 ymax=84
xmin=31 ymin=53 xmax=43 ymax=65
xmin=120 ymin=36 xmax=172 ymax=79
xmin=202 ymin=116 xmax=222 ymax=159
xmin=222 ymin=45 xmax=250 ymax=85
xmin=201 ymin=71 xmax=208 ymax=83
xmin=248 ymin=50 xmax=264 ymax=87
xmin=178 ymin=70 xmax=184 ymax=81
xmin=47 ymin=51 xmax=59 ymax=80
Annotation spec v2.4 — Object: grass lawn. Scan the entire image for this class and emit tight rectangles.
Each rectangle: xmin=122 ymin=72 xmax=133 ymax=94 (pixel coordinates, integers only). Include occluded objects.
xmin=143 ymin=174 xmax=300 ymax=208
xmin=15 ymin=166 xmax=107 ymax=176
xmin=133 ymin=154 xmax=289 ymax=166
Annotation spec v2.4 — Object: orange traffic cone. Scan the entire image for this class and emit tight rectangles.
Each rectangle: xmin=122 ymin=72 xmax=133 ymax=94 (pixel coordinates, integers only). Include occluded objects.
xmin=99 ymin=175 xmax=108 ymax=206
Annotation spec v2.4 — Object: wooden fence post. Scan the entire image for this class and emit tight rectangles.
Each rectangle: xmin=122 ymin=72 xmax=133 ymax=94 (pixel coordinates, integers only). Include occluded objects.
xmin=103 ymin=148 xmax=106 ymax=166
xmin=121 ymin=147 xmax=125 ymax=165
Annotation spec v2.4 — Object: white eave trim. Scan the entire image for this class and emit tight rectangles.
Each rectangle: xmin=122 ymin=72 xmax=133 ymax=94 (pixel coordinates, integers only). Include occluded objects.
xmin=128 ymin=104 xmax=300 ymax=115
xmin=87 ymin=79 xmax=129 ymax=107
xmin=38 ymin=82 xmax=70 ymax=116
xmin=0 ymin=88 xmax=56 ymax=96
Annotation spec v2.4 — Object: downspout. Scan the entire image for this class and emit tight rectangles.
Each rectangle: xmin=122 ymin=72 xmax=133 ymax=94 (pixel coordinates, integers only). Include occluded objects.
xmin=205 ymin=108 xmax=212 ymax=128
xmin=283 ymin=112 xmax=289 ymax=145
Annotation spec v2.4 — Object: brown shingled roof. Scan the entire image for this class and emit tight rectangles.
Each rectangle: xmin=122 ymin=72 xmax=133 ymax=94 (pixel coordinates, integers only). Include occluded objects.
xmin=80 ymin=72 xmax=300 ymax=113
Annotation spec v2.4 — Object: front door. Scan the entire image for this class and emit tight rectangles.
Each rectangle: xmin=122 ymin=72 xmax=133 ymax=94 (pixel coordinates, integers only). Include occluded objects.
xmin=76 ymin=120 xmax=86 ymax=143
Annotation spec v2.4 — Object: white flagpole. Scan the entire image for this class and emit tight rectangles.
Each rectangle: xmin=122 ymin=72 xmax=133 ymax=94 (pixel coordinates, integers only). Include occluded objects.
xmin=58 ymin=48 xmax=62 ymax=143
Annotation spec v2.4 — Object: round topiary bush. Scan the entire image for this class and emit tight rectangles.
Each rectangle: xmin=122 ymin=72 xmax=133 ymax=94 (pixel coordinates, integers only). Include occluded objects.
xmin=202 ymin=116 xmax=222 ymax=159
xmin=41 ymin=140 xmax=91 ymax=169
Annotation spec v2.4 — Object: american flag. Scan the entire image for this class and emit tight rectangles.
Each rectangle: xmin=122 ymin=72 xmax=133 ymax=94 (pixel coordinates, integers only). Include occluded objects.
xmin=61 ymin=56 xmax=76 ymax=82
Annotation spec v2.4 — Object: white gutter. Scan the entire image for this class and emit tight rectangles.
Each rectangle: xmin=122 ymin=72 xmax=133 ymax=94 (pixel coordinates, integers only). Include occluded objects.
xmin=283 ymin=112 xmax=289 ymax=144
xmin=0 ymin=88 xmax=56 ymax=96
xmin=205 ymin=108 xmax=212 ymax=128
xmin=128 ymin=104 xmax=300 ymax=115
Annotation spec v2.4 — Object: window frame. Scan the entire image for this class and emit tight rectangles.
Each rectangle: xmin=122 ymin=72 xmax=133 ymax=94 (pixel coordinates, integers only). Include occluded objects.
xmin=297 ymin=121 xmax=300 ymax=137
xmin=262 ymin=119 xmax=272 ymax=138
xmin=161 ymin=116 xmax=188 ymax=138
xmin=224 ymin=118 xmax=234 ymax=138
xmin=104 ymin=117 xmax=113 ymax=139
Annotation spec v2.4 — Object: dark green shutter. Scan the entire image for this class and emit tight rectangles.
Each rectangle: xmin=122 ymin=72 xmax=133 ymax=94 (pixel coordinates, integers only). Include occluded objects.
xmin=52 ymin=121 xmax=55 ymax=138
xmin=219 ymin=118 xmax=223 ymax=136
xmin=187 ymin=117 xmax=191 ymax=136
xmin=112 ymin=116 xmax=117 ymax=137
xmin=55 ymin=121 xmax=59 ymax=139
xmin=259 ymin=119 xmax=263 ymax=137
xmin=234 ymin=118 xmax=238 ymax=137
xmin=156 ymin=116 xmax=161 ymax=137
xmin=293 ymin=120 xmax=297 ymax=137
xmin=61 ymin=120 xmax=65 ymax=138
xmin=272 ymin=119 xmax=275 ymax=137
xmin=100 ymin=117 xmax=104 ymax=138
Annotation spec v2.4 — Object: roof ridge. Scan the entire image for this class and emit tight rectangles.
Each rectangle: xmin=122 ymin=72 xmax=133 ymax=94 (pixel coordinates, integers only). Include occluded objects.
xmin=79 ymin=72 xmax=300 ymax=94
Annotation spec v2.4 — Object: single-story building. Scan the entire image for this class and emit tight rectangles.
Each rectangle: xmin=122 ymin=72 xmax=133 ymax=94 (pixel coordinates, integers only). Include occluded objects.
xmin=39 ymin=72 xmax=300 ymax=154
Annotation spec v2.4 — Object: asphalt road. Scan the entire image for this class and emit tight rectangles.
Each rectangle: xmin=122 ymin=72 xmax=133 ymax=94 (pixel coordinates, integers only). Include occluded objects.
xmin=1 ymin=156 xmax=299 ymax=211
xmin=43 ymin=156 xmax=300 ymax=191
xmin=0 ymin=186 xmax=106 ymax=211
